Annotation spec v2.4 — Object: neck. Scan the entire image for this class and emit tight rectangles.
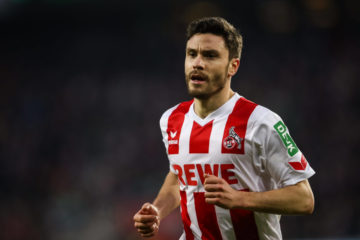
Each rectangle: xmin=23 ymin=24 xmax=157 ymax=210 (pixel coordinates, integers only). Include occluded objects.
xmin=194 ymin=88 xmax=235 ymax=119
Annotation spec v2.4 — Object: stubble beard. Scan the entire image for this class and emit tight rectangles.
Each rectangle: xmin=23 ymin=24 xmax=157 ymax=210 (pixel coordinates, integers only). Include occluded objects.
xmin=185 ymin=70 xmax=228 ymax=100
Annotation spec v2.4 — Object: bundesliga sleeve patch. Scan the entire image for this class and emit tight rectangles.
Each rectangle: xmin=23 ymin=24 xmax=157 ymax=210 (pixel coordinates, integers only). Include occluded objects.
xmin=274 ymin=121 xmax=299 ymax=157
xmin=289 ymin=154 xmax=308 ymax=171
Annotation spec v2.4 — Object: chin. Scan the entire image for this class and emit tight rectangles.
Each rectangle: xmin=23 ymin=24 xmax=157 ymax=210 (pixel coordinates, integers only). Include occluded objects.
xmin=188 ymin=90 xmax=210 ymax=99
xmin=188 ymin=85 xmax=224 ymax=100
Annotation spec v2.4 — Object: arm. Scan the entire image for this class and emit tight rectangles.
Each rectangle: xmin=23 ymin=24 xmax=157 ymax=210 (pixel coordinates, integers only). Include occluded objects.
xmin=133 ymin=171 xmax=180 ymax=238
xmin=204 ymin=174 xmax=314 ymax=215
xmin=153 ymin=171 xmax=181 ymax=219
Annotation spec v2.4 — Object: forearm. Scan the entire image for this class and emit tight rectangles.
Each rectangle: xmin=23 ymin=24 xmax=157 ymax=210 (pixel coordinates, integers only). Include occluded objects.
xmin=238 ymin=180 xmax=314 ymax=215
xmin=153 ymin=171 xmax=180 ymax=220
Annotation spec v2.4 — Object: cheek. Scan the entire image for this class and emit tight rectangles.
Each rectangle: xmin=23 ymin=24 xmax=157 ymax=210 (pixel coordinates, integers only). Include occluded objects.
xmin=184 ymin=61 xmax=192 ymax=73
xmin=214 ymin=65 xmax=228 ymax=77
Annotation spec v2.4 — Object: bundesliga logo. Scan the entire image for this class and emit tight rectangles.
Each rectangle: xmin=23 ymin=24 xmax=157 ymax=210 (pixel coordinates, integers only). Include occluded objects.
xmin=223 ymin=126 xmax=242 ymax=150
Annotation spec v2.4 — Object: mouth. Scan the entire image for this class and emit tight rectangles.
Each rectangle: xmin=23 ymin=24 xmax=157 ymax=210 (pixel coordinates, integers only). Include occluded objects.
xmin=189 ymin=72 xmax=207 ymax=84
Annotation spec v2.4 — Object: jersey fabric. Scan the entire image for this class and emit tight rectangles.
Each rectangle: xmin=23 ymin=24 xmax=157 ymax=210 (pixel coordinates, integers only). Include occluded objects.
xmin=159 ymin=93 xmax=315 ymax=240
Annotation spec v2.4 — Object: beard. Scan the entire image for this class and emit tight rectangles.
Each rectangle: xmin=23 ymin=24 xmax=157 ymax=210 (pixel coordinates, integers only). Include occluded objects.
xmin=185 ymin=68 xmax=228 ymax=100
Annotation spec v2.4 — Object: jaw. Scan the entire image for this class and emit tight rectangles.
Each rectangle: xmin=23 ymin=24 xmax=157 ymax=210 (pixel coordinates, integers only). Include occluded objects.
xmin=187 ymin=80 xmax=227 ymax=100
xmin=185 ymin=64 xmax=231 ymax=100
xmin=186 ymin=78 xmax=209 ymax=97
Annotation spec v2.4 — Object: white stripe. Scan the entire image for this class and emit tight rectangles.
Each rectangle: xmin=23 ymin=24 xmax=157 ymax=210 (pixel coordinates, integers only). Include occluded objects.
xmin=179 ymin=113 xmax=193 ymax=155
xmin=209 ymin=115 xmax=228 ymax=155
xmin=186 ymin=191 xmax=202 ymax=239
xmin=215 ymin=206 xmax=236 ymax=240
xmin=254 ymin=212 xmax=282 ymax=240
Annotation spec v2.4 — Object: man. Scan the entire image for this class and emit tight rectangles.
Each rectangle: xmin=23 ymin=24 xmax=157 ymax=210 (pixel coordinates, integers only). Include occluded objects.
xmin=133 ymin=17 xmax=315 ymax=240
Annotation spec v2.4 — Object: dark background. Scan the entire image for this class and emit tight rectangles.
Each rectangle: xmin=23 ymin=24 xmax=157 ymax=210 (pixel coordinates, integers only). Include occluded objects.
xmin=0 ymin=0 xmax=359 ymax=239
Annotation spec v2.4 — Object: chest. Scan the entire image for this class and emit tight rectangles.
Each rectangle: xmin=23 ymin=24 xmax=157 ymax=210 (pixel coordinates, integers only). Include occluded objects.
xmin=168 ymin=116 xmax=256 ymax=188
xmin=168 ymin=110 xmax=252 ymax=154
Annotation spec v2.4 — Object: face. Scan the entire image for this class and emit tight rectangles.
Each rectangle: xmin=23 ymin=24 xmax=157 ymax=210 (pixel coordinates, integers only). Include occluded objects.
xmin=185 ymin=33 xmax=237 ymax=99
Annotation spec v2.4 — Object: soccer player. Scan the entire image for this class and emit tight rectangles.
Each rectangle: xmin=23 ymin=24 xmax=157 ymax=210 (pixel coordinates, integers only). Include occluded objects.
xmin=133 ymin=17 xmax=315 ymax=240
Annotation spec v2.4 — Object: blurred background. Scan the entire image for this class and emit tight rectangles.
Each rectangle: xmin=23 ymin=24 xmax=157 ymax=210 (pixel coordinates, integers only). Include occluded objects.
xmin=0 ymin=0 xmax=359 ymax=239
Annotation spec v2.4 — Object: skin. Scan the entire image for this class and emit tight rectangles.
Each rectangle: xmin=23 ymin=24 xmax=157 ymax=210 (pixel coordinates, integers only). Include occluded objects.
xmin=133 ymin=33 xmax=315 ymax=238
xmin=203 ymin=174 xmax=314 ymax=214
xmin=184 ymin=33 xmax=240 ymax=118
xmin=133 ymin=172 xmax=179 ymax=238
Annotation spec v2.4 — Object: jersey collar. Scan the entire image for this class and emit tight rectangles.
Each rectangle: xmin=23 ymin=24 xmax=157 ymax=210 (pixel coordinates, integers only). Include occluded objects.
xmin=188 ymin=93 xmax=242 ymax=126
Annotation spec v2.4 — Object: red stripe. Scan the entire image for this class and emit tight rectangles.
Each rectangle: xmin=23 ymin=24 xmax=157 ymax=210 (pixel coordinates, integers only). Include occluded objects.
xmin=194 ymin=192 xmax=223 ymax=240
xmin=180 ymin=190 xmax=194 ymax=240
xmin=167 ymin=100 xmax=193 ymax=155
xmin=222 ymin=98 xmax=257 ymax=154
xmin=230 ymin=190 xmax=259 ymax=240
xmin=189 ymin=120 xmax=214 ymax=153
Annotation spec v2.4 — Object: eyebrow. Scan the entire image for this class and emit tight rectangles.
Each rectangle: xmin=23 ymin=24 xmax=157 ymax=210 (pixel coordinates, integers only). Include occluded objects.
xmin=186 ymin=48 xmax=220 ymax=55
xmin=202 ymin=49 xmax=219 ymax=55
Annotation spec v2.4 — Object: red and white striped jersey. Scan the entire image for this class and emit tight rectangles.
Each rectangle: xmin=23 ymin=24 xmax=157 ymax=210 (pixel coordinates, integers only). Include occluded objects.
xmin=159 ymin=93 xmax=315 ymax=240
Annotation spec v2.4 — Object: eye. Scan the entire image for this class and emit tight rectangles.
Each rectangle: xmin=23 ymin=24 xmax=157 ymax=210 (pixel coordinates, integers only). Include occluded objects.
xmin=187 ymin=50 xmax=197 ymax=58
xmin=204 ymin=51 xmax=218 ymax=59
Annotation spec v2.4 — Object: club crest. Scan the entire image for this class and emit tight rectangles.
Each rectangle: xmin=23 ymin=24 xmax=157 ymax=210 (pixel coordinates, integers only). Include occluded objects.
xmin=223 ymin=126 xmax=242 ymax=150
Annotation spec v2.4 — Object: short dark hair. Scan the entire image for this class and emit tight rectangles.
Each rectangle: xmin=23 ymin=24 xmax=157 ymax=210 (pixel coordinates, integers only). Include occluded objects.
xmin=186 ymin=17 xmax=243 ymax=60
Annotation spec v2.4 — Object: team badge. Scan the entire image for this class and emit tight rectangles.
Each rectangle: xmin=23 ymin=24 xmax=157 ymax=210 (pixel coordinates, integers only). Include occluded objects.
xmin=223 ymin=126 xmax=242 ymax=150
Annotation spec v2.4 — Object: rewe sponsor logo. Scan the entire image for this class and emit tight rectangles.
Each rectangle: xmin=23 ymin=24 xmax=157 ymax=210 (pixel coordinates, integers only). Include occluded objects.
xmin=172 ymin=163 xmax=238 ymax=186
xmin=274 ymin=121 xmax=299 ymax=157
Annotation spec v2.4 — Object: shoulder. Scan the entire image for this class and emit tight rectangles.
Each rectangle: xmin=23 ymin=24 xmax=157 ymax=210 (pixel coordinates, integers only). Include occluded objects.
xmin=232 ymin=96 xmax=281 ymax=130
xmin=250 ymin=104 xmax=282 ymax=128
xmin=159 ymin=100 xmax=194 ymax=128
xmin=240 ymin=98 xmax=284 ymax=141
xmin=247 ymin=101 xmax=298 ymax=154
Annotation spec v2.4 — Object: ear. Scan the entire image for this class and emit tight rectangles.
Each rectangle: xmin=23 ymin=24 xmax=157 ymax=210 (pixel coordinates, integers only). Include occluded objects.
xmin=228 ymin=58 xmax=240 ymax=77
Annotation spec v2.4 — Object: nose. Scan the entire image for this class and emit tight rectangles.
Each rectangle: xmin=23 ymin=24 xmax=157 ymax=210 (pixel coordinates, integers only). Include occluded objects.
xmin=193 ymin=55 xmax=204 ymax=70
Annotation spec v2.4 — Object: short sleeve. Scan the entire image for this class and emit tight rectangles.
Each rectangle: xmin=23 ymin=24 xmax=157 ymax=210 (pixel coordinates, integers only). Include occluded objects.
xmin=252 ymin=110 xmax=315 ymax=188
xmin=159 ymin=104 xmax=179 ymax=173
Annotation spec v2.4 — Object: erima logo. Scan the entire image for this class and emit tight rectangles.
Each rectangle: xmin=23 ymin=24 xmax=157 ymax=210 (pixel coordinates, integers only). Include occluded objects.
xmin=274 ymin=121 xmax=299 ymax=157
xmin=169 ymin=130 xmax=178 ymax=145
xmin=169 ymin=140 xmax=178 ymax=145
xmin=170 ymin=131 xmax=177 ymax=138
